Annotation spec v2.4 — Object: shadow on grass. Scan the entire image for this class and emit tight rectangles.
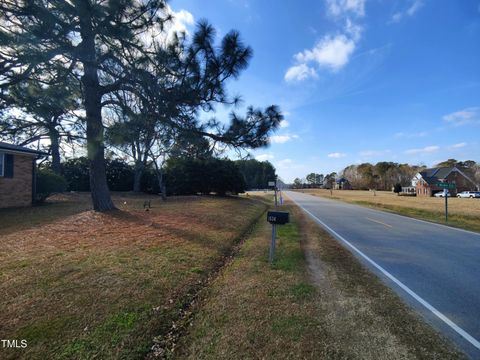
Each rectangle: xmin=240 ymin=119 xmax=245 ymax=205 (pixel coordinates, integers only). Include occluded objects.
xmin=0 ymin=199 xmax=91 ymax=236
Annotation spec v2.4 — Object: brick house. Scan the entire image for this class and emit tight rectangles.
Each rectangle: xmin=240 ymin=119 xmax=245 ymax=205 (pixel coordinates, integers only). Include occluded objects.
xmin=0 ymin=142 xmax=47 ymax=208
xmin=413 ymin=166 xmax=478 ymax=197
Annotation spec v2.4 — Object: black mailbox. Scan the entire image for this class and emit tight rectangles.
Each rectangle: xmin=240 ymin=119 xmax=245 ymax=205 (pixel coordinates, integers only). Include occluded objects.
xmin=267 ymin=211 xmax=289 ymax=225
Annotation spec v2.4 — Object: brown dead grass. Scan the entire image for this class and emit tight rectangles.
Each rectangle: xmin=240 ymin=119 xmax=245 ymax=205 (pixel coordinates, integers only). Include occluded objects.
xmin=0 ymin=193 xmax=266 ymax=360
xmin=177 ymin=201 xmax=464 ymax=359
xmin=301 ymin=189 xmax=480 ymax=232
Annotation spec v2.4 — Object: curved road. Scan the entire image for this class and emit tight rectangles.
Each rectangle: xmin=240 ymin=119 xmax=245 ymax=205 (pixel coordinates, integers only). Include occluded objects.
xmin=286 ymin=191 xmax=480 ymax=359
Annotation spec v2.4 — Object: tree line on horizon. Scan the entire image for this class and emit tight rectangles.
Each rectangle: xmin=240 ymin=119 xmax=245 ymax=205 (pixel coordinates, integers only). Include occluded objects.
xmin=293 ymin=159 xmax=480 ymax=191
xmin=0 ymin=1 xmax=283 ymax=211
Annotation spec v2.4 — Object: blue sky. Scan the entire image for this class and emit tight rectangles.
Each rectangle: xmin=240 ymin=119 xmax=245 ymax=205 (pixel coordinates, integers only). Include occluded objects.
xmin=169 ymin=0 xmax=480 ymax=182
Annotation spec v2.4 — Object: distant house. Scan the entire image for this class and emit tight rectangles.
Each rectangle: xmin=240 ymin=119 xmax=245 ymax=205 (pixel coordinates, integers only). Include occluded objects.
xmin=413 ymin=166 xmax=478 ymax=197
xmin=334 ymin=177 xmax=352 ymax=190
xmin=0 ymin=142 xmax=47 ymax=208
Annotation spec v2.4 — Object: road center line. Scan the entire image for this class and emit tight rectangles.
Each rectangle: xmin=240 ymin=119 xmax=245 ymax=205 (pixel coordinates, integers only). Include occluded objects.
xmin=288 ymin=194 xmax=480 ymax=351
xmin=366 ymin=217 xmax=392 ymax=228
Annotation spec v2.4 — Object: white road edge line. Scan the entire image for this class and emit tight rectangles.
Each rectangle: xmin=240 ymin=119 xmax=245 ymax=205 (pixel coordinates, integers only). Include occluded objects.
xmin=288 ymin=195 xmax=480 ymax=351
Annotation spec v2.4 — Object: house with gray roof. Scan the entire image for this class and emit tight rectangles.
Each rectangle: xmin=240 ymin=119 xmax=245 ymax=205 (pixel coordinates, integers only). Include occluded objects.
xmin=414 ymin=166 xmax=478 ymax=197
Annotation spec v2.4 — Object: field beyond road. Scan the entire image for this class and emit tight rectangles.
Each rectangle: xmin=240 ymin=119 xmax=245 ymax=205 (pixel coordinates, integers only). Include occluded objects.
xmin=299 ymin=189 xmax=480 ymax=232
xmin=0 ymin=193 xmax=266 ymax=360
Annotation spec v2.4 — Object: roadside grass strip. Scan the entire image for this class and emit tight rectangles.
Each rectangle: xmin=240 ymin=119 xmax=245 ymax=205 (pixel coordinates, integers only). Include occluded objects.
xmin=178 ymin=203 xmax=464 ymax=359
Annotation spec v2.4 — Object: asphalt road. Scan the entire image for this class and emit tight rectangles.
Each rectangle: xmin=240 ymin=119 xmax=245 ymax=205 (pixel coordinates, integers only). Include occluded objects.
xmin=285 ymin=190 xmax=480 ymax=359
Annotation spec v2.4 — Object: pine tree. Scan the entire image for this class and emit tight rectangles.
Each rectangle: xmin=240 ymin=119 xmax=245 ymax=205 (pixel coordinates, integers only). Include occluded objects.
xmin=0 ymin=0 xmax=170 ymax=211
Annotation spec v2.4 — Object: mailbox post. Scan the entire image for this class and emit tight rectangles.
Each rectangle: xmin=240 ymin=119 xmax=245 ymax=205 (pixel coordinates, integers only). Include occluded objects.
xmin=267 ymin=211 xmax=289 ymax=263
xmin=268 ymin=179 xmax=278 ymax=207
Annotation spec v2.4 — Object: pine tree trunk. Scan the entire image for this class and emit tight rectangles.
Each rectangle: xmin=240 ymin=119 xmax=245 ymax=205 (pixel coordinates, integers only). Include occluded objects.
xmin=79 ymin=4 xmax=114 ymax=211
xmin=158 ymin=171 xmax=167 ymax=201
xmin=153 ymin=160 xmax=167 ymax=201
xmin=50 ymin=130 xmax=62 ymax=175
xmin=133 ymin=163 xmax=143 ymax=193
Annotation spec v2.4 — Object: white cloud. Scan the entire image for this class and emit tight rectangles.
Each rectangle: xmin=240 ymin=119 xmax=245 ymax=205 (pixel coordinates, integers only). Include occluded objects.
xmin=391 ymin=13 xmax=403 ymax=23
xmin=449 ymin=142 xmax=467 ymax=149
xmin=405 ymin=145 xmax=440 ymax=155
xmin=269 ymin=133 xmax=300 ymax=144
xmin=359 ymin=149 xmax=391 ymax=157
xmin=328 ymin=152 xmax=347 ymax=158
xmin=406 ymin=0 xmax=424 ymax=16
xmin=143 ymin=6 xmax=195 ymax=47
xmin=255 ymin=153 xmax=274 ymax=161
xmin=345 ymin=18 xmax=363 ymax=41
xmin=284 ymin=63 xmax=317 ymax=82
xmin=295 ymin=34 xmax=356 ymax=72
xmin=326 ymin=0 xmax=366 ymax=18
xmin=394 ymin=131 xmax=428 ymax=138
xmin=165 ymin=7 xmax=195 ymax=42
xmin=270 ymin=135 xmax=291 ymax=144
xmin=443 ymin=107 xmax=480 ymax=126
xmin=391 ymin=0 xmax=424 ymax=23
xmin=279 ymin=120 xmax=290 ymax=128
xmin=285 ymin=2 xmax=364 ymax=82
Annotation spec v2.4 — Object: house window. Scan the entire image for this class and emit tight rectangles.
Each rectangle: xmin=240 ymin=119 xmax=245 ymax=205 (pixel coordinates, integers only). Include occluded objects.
xmin=0 ymin=152 xmax=4 ymax=177
xmin=0 ymin=153 xmax=13 ymax=178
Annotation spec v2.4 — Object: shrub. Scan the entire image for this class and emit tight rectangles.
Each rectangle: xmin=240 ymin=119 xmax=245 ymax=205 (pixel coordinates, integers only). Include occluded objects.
xmin=62 ymin=157 xmax=90 ymax=191
xmin=165 ymin=158 xmax=245 ymax=196
xmin=36 ymin=169 xmax=67 ymax=202
xmin=393 ymin=183 xmax=402 ymax=194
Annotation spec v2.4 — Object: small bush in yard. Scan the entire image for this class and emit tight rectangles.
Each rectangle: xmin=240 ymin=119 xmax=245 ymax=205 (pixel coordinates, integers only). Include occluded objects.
xmin=36 ymin=169 xmax=67 ymax=202
xmin=393 ymin=183 xmax=402 ymax=194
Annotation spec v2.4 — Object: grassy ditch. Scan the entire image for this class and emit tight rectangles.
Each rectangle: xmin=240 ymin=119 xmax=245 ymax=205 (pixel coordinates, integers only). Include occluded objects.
xmin=177 ymin=202 xmax=464 ymax=359
xmin=0 ymin=193 xmax=266 ymax=360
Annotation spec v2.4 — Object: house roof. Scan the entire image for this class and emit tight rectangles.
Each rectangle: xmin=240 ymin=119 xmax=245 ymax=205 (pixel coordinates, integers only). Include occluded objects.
xmin=336 ymin=177 xmax=349 ymax=183
xmin=0 ymin=142 xmax=48 ymax=156
xmin=419 ymin=166 xmax=476 ymax=186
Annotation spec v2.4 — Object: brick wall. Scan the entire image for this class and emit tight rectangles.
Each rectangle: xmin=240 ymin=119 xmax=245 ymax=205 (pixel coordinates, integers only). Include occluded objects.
xmin=416 ymin=181 xmax=432 ymax=197
xmin=0 ymin=154 xmax=34 ymax=208
xmin=445 ymin=172 xmax=474 ymax=193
